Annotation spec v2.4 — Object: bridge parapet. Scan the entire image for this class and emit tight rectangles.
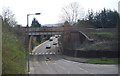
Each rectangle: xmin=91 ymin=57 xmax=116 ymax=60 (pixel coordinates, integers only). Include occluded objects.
xmin=22 ymin=27 xmax=64 ymax=32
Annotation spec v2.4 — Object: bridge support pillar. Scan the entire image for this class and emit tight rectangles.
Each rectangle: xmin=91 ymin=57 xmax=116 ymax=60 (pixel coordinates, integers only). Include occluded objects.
xmin=29 ymin=35 xmax=33 ymax=53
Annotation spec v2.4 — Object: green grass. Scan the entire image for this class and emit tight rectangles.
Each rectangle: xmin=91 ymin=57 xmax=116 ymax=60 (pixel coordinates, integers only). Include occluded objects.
xmin=62 ymin=55 xmax=119 ymax=64
xmin=92 ymin=32 xmax=113 ymax=38
xmin=2 ymin=24 xmax=27 ymax=74
xmin=86 ymin=58 xmax=120 ymax=64
xmin=79 ymin=31 xmax=117 ymax=51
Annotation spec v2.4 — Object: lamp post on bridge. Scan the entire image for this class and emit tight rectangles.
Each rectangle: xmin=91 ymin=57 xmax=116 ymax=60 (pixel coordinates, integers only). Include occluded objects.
xmin=26 ymin=13 xmax=41 ymax=74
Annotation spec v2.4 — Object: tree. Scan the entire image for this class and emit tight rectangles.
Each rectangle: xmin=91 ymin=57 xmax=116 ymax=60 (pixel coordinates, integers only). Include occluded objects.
xmin=31 ymin=18 xmax=41 ymax=27
xmin=2 ymin=8 xmax=25 ymax=44
xmin=2 ymin=7 xmax=17 ymax=27
xmin=60 ymin=2 xmax=84 ymax=24
xmin=87 ymin=9 xmax=94 ymax=24
xmin=87 ymin=8 xmax=119 ymax=28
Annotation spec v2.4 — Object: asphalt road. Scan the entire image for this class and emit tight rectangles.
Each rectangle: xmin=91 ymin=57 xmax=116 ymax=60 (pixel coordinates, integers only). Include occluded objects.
xmin=29 ymin=36 xmax=118 ymax=74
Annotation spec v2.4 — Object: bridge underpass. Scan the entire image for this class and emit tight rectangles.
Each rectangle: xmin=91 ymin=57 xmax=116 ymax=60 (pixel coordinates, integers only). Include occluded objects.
xmin=23 ymin=25 xmax=94 ymax=57
xmin=23 ymin=21 xmax=102 ymax=58
xmin=26 ymin=30 xmax=63 ymax=52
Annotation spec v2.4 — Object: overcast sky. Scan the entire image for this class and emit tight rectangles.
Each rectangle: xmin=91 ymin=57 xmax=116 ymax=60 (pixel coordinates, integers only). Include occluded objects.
xmin=0 ymin=0 xmax=119 ymax=26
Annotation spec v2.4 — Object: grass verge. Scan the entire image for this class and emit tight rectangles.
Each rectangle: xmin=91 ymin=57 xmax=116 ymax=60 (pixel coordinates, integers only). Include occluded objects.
xmin=92 ymin=32 xmax=113 ymax=38
xmin=2 ymin=23 xmax=27 ymax=74
xmin=62 ymin=55 xmax=119 ymax=64
xmin=85 ymin=58 xmax=120 ymax=64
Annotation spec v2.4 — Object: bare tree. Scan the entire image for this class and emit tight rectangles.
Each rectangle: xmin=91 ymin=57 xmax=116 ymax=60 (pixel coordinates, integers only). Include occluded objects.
xmin=60 ymin=2 xmax=84 ymax=24
xmin=2 ymin=7 xmax=17 ymax=27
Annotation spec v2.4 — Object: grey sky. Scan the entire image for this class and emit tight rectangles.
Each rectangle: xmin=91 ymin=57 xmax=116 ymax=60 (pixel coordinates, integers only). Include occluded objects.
xmin=0 ymin=0 xmax=119 ymax=26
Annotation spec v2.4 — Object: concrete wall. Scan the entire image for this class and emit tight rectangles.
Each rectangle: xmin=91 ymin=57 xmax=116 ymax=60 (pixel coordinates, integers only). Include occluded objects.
xmin=61 ymin=30 xmax=91 ymax=50
xmin=63 ymin=50 xmax=118 ymax=58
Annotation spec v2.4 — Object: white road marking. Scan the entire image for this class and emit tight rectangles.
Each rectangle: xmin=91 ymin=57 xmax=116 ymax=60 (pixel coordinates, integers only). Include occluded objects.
xmin=78 ymin=66 xmax=93 ymax=74
xmin=53 ymin=52 xmax=55 ymax=54
xmin=45 ymin=60 xmax=48 ymax=66
xmin=28 ymin=72 xmax=31 ymax=74
xmin=35 ymin=53 xmax=37 ymax=55
xmin=46 ymin=52 xmax=48 ymax=54
xmin=53 ymin=62 xmax=56 ymax=64
xmin=50 ymin=52 xmax=52 ymax=54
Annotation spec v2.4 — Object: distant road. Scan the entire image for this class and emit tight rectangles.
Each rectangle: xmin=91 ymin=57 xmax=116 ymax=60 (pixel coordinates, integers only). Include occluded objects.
xmin=29 ymin=36 xmax=118 ymax=74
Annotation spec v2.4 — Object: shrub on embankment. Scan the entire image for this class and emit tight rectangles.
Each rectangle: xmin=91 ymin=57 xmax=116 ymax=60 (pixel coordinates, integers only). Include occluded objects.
xmin=79 ymin=31 xmax=117 ymax=51
xmin=2 ymin=22 xmax=27 ymax=74
xmin=61 ymin=28 xmax=118 ymax=58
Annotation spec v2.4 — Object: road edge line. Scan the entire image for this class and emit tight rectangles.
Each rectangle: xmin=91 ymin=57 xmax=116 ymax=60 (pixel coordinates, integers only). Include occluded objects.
xmin=32 ymin=40 xmax=48 ymax=52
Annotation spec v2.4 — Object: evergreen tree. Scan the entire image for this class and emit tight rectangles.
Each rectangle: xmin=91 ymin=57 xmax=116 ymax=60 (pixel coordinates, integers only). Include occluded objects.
xmin=87 ymin=8 xmax=119 ymax=28
xmin=31 ymin=18 xmax=41 ymax=27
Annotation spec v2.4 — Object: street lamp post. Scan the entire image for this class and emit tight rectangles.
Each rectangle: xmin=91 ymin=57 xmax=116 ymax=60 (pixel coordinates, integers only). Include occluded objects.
xmin=26 ymin=13 xmax=41 ymax=74
xmin=27 ymin=13 xmax=41 ymax=27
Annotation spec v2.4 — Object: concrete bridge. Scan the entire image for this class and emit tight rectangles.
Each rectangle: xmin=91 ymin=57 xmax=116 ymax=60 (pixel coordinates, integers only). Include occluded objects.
xmin=22 ymin=27 xmax=64 ymax=35
xmin=21 ymin=27 xmax=64 ymax=52
xmin=22 ymin=22 xmax=93 ymax=54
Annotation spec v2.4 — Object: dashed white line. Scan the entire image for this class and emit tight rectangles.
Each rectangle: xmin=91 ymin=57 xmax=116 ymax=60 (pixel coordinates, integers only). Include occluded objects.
xmin=50 ymin=52 xmax=52 ymax=54
xmin=31 ymin=52 xmax=58 ymax=55
xmin=35 ymin=53 xmax=37 ymax=55
xmin=46 ymin=52 xmax=48 ymax=54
